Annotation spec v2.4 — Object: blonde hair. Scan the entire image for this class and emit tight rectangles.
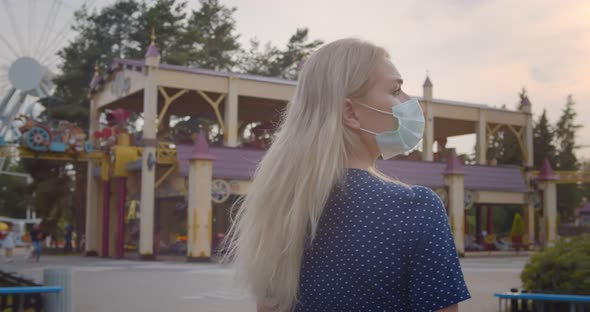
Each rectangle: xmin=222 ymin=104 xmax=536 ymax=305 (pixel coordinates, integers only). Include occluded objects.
xmin=223 ymin=38 xmax=391 ymax=311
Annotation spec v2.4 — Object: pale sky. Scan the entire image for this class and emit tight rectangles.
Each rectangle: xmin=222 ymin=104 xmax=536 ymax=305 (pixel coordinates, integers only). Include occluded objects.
xmin=1 ymin=0 xmax=589 ymax=159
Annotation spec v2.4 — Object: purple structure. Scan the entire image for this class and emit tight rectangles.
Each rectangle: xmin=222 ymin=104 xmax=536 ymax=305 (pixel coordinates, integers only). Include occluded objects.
xmin=102 ymin=181 xmax=110 ymax=257
xmin=116 ymin=177 xmax=127 ymax=258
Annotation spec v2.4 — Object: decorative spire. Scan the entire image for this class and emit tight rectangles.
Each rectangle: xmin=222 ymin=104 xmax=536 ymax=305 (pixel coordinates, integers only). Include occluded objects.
xmin=423 ymin=75 xmax=433 ymax=88
xmin=519 ymin=88 xmax=532 ymax=113
xmin=145 ymin=27 xmax=160 ymax=62
xmin=443 ymin=149 xmax=464 ymax=175
xmin=190 ymin=131 xmax=216 ymax=161
xmin=537 ymin=157 xmax=557 ymax=181
xmin=422 ymin=72 xmax=433 ymax=102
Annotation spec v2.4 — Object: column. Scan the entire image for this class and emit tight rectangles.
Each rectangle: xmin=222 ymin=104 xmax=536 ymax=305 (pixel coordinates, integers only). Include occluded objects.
xmin=476 ymin=205 xmax=482 ymax=245
xmin=422 ymin=103 xmax=434 ymax=161
xmin=101 ymin=180 xmax=110 ymax=257
xmin=139 ymin=65 xmax=158 ymax=260
xmin=525 ymin=114 xmax=534 ymax=168
xmin=541 ymin=182 xmax=557 ymax=243
xmin=85 ymin=166 xmax=99 ymax=256
xmin=525 ymin=202 xmax=535 ymax=246
xmin=443 ymin=150 xmax=465 ymax=256
xmin=487 ymin=206 xmax=493 ymax=235
xmin=187 ymin=132 xmax=216 ymax=262
xmin=537 ymin=158 xmax=558 ymax=245
xmin=476 ymin=109 xmax=487 ymax=165
xmin=116 ymin=177 xmax=127 ymax=258
xmin=224 ymin=77 xmax=239 ymax=147
xmin=108 ymin=182 xmax=117 ymax=257
xmin=85 ymin=94 xmax=100 ymax=256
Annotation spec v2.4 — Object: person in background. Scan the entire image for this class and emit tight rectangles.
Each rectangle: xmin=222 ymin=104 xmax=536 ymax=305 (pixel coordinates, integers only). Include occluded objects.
xmin=29 ymin=224 xmax=43 ymax=262
xmin=64 ymin=224 xmax=73 ymax=252
xmin=3 ymin=223 xmax=16 ymax=263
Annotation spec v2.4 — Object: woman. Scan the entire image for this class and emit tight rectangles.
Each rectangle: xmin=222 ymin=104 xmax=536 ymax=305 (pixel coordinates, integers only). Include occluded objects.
xmin=224 ymin=38 xmax=471 ymax=312
xmin=3 ymin=223 xmax=15 ymax=263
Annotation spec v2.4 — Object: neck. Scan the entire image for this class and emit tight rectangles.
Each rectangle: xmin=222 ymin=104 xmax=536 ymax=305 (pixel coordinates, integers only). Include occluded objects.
xmin=346 ymin=149 xmax=377 ymax=171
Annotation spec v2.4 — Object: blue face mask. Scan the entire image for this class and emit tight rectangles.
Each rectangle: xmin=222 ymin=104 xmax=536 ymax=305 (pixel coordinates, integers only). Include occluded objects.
xmin=358 ymin=98 xmax=425 ymax=160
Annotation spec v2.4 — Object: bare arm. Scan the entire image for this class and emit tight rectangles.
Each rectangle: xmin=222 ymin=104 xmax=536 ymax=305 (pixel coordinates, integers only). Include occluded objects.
xmin=436 ymin=304 xmax=459 ymax=312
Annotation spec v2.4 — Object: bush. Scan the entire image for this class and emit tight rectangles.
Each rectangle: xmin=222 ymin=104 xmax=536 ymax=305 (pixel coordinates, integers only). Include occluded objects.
xmin=510 ymin=213 xmax=525 ymax=239
xmin=521 ymin=234 xmax=590 ymax=295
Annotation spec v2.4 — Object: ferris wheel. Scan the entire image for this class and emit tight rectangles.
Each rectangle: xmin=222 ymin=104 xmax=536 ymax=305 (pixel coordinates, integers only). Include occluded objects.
xmin=0 ymin=0 xmax=102 ymax=139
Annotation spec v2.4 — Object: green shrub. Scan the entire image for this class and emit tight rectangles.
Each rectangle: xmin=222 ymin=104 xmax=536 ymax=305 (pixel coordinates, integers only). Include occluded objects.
xmin=510 ymin=213 xmax=525 ymax=239
xmin=521 ymin=234 xmax=590 ymax=295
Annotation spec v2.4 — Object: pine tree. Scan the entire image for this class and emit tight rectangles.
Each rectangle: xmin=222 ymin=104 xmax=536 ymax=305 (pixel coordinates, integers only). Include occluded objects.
xmin=555 ymin=95 xmax=583 ymax=222
xmin=183 ymin=0 xmax=241 ymax=71
xmin=533 ymin=109 xmax=557 ymax=169
xmin=238 ymin=28 xmax=323 ymax=79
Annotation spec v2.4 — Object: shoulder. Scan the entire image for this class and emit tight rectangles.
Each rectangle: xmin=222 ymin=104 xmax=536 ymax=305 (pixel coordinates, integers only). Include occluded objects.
xmin=410 ymin=185 xmax=443 ymax=208
xmin=409 ymin=185 xmax=449 ymax=231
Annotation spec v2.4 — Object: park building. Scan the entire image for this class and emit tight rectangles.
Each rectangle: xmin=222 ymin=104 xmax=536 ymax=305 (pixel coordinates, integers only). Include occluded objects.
xmin=81 ymin=34 xmax=558 ymax=261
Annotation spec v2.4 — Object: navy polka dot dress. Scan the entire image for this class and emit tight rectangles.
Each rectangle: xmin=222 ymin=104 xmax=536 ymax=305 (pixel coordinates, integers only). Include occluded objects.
xmin=294 ymin=169 xmax=471 ymax=312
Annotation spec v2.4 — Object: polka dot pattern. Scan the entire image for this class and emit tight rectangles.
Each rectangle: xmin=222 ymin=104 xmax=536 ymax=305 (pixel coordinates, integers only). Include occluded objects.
xmin=294 ymin=169 xmax=471 ymax=311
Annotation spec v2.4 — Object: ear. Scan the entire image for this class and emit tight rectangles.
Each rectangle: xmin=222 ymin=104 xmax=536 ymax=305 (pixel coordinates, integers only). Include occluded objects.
xmin=342 ymin=98 xmax=361 ymax=130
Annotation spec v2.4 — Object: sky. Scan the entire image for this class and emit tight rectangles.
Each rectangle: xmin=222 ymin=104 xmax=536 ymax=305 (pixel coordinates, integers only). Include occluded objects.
xmin=1 ymin=0 xmax=589 ymax=158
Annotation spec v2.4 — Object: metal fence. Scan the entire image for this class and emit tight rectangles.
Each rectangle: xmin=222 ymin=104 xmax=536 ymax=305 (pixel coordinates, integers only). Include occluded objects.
xmin=0 ymin=269 xmax=70 ymax=312
xmin=495 ymin=290 xmax=590 ymax=312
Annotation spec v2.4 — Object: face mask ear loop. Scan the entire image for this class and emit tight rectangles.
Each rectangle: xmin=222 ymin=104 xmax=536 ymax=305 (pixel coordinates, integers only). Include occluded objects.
xmin=358 ymin=102 xmax=393 ymax=115
xmin=359 ymin=128 xmax=379 ymax=135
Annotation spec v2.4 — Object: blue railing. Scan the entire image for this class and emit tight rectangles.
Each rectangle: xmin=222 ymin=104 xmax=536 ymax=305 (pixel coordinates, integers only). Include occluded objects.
xmin=0 ymin=286 xmax=62 ymax=294
xmin=0 ymin=286 xmax=62 ymax=311
xmin=494 ymin=292 xmax=590 ymax=312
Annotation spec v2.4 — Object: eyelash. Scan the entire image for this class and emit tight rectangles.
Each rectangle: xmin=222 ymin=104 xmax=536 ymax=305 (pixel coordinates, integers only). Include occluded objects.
xmin=391 ymin=88 xmax=402 ymax=96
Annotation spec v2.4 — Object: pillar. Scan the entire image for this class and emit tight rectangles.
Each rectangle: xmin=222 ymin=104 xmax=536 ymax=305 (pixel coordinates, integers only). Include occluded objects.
xmin=476 ymin=109 xmax=487 ymax=165
xmin=101 ymin=180 xmax=110 ymax=257
xmin=475 ymin=205 xmax=482 ymax=244
xmin=524 ymin=171 xmax=536 ymax=245
xmin=537 ymin=158 xmax=558 ymax=245
xmin=116 ymin=177 xmax=127 ymax=258
xmin=525 ymin=202 xmax=535 ymax=245
xmin=139 ymin=46 xmax=159 ymax=260
xmin=85 ymin=77 xmax=101 ymax=256
xmin=187 ymin=132 xmax=216 ymax=262
xmin=422 ymin=76 xmax=433 ymax=161
xmin=422 ymin=104 xmax=434 ymax=161
xmin=443 ymin=149 xmax=465 ymax=256
xmin=525 ymin=113 xmax=534 ymax=168
xmin=108 ymin=182 xmax=117 ymax=257
xmin=487 ymin=206 xmax=493 ymax=235
xmin=224 ymin=77 xmax=239 ymax=147
xmin=84 ymin=169 xmax=99 ymax=256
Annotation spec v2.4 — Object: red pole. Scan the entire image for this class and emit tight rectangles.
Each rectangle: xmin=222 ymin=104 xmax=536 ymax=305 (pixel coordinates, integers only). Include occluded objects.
xmin=487 ymin=206 xmax=493 ymax=235
xmin=102 ymin=181 xmax=110 ymax=257
xmin=116 ymin=177 xmax=127 ymax=258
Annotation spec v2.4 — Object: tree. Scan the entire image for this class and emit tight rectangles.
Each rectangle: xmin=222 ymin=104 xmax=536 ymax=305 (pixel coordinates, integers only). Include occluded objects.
xmin=238 ymin=28 xmax=323 ymax=79
xmin=130 ymin=0 xmax=189 ymax=65
xmin=52 ymin=0 xmax=144 ymax=128
xmin=486 ymin=98 xmax=522 ymax=166
xmin=533 ymin=109 xmax=557 ymax=169
xmin=183 ymin=0 xmax=241 ymax=71
xmin=0 ymin=162 xmax=29 ymax=218
xmin=238 ymin=38 xmax=281 ymax=77
xmin=36 ymin=0 xmax=198 ymax=240
xmin=555 ymin=95 xmax=583 ymax=222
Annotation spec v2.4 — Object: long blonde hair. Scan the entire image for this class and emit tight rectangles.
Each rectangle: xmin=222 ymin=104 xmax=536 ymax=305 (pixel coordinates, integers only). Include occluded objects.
xmin=223 ymin=38 xmax=390 ymax=311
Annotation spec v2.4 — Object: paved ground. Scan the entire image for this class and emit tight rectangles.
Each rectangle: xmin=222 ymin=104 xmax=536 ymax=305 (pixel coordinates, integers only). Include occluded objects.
xmin=0 ymin=253 xmax=528 ymax=312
